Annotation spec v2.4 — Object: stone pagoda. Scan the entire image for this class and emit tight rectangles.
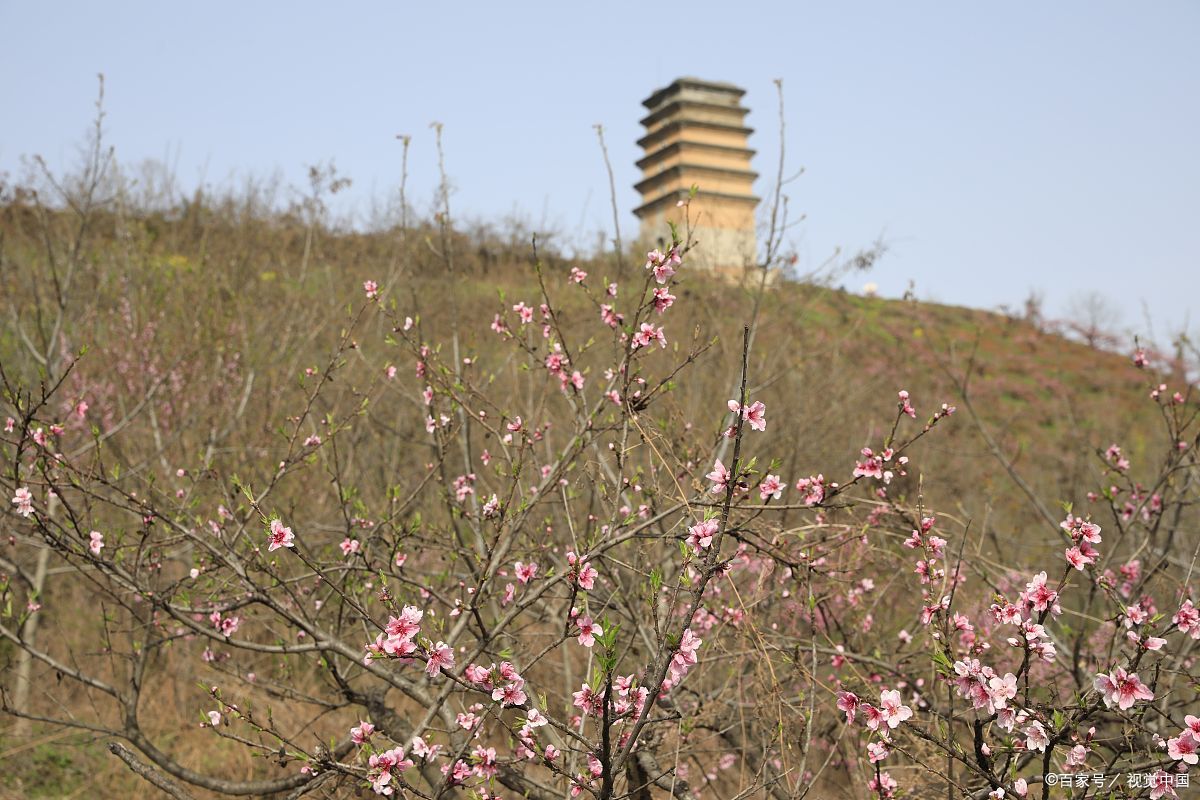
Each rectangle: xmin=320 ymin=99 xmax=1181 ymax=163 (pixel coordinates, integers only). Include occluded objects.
xmin=634 ymin=78 xmax=759 ymax=274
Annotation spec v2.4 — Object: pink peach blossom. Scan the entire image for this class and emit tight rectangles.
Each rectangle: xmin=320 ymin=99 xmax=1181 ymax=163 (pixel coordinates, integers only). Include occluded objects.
xmin=1094 ymin=666 xmax=1154 ymax=710
xmin=267 ymin=519 xmax=294 ymax=551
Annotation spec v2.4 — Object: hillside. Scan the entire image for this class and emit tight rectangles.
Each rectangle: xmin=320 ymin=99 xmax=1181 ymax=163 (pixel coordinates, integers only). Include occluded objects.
xmin=0 ymin=198 xmax=1167 ymax=547
xmin=0 ymin=198 xmax=1188 ymax=798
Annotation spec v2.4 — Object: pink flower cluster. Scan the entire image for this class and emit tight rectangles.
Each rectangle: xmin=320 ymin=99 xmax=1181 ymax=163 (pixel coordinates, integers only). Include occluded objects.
xmin=544 ymin=345 xmax=584 ymax=392
xmin=666 ymin=628 xmax=703 ymax=687
xmin=513 ymin=708 xmax=550 ymax=761
xmin=643 ymin=247 xmax=681 ymax=283
xmin=794 ymin=474 xmax=827 ymax=506
xmin=1174 ymin=599 xmax=1200 ymax=638
xmin=365 ymin=605 xmax=423 ymax=662
xmin=1061 ymin=514 xmax=1102 ymax=570
xmin=208 ymin=610 xmax=241 ymax=637
xmin=572 ymin=672 xmax=651 ymax=719
xmin=1104 ymin=443 xmax=1130 ymax=472
xmin=599 ymin=303 xmax=623 ymax=329
xmin=566 ymin=551 xmax=597 ymax=590
xmin=367 ymin=746 xmax=413 ymax=795
xmin=853 ymin=446 xmax=907 ymax=484
xmin=351 ymin=720 xmax=375 ymax=745
xmin=836 ymin=688 xmax=913 ymax=734
xmin=905 ymin=516 xmax=947 ymax=587
xmin=1006 ymin=618 xmax=1057 ymax=663
xmin=952 ymin=658 xmax=1017 ymax=715
xmin=727 ymin=399 xmax=766 ymax=432
xmin=464 ymin=660 xmax=528 ymax=707
xmin=631 ymin=322 xmax=667 ymax=350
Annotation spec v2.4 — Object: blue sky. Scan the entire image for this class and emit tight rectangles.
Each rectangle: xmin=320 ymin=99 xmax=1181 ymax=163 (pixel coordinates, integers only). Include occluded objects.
xmin=2 ymin=1 xmax=1197 ymax=340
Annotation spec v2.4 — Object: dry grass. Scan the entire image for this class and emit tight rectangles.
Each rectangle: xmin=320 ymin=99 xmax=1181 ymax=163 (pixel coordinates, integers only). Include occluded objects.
xmin=0 ymin=190 xmax=1177 ymax=797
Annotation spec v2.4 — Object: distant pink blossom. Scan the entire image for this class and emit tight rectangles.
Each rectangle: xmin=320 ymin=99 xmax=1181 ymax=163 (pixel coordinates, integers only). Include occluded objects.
xmin=512 ymin=302 xmax=534 ymax=325
xmin=1104 ymin=443 xmax=1130 ymax=472
xmin=600 ymin=304 xmax=623 ymax=329
xmin=12 ymin=487 xmax=33 ymax=517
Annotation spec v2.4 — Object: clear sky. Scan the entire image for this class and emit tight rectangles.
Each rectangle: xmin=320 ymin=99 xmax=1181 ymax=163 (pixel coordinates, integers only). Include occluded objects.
xmin=2 ymin=1 xmax=1197 ymax=341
